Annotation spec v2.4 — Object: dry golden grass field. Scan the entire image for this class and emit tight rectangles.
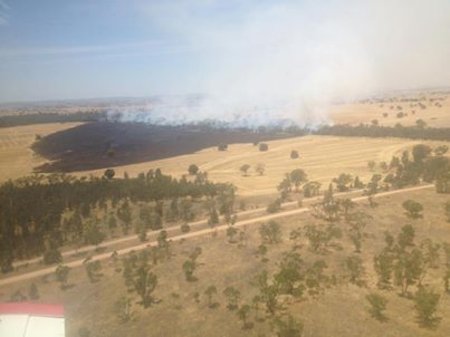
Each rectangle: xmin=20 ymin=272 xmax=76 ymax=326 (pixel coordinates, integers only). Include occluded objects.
xmin=1 ymin=187 xmax=449 ymax=337
xmin=330 ymin=92 xmax=450 ymax=127
xmin=82 ymin=135 xmax=450 ymax=196
xmin=0 ymin=122 xmax=82 ymax=181
xmin=2 ymin=121 xmax=450 ymax=197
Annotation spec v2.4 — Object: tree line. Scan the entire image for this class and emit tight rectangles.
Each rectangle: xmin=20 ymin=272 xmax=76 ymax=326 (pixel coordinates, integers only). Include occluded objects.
xmin=0 ymin=169 xmax=234 ymax=273
xmin=315 ymin=124 xmax=450 ymax=142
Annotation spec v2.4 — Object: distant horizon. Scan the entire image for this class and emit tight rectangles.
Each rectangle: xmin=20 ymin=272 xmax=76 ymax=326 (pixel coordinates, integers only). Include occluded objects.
xmin=1 ymin=85 xmax=450 ymax=107
xmin=1 ymin=1 xmax=450 ymax=109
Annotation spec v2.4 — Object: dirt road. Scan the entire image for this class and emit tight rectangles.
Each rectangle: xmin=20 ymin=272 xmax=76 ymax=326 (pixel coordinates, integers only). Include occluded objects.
xmin=0 ymin=184 xmax=434 ymax=287
xmin=12 ymin=188 xmax=363 ymax=269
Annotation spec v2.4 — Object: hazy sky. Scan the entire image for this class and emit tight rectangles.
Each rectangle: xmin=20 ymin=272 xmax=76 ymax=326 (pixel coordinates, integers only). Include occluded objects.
xmin=0 ymin=0 xmax=449 ymax=103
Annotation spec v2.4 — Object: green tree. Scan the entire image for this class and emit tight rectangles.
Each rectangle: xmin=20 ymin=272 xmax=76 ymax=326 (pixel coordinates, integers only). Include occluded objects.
xmin=139 ymin=205 xmax=152 ymax=226
xmin=55 ymin=264 xmax=71 ymax=290
xmin=416 ymin=119 xmax=427 ymax=129
xmin=226 ymin=226 xmax=238 ymax=243
xmin=333 ymin=173 xmax=353 ymax=192
xmin=223 ymin=286 xmax=241 ymax=310
xmin=84 ymin=221 xmax=105 ymax=247
xmin=85 ymin=260 xmax=103 ymax=283
xmin=43 ymin=247 xmax=62 ymax=265
xmin=315 ymin=184 xmax=340 ymax=221
xmin=237 ymin=304 xmax=252 ymax=329
xmin=304 ymin=224 xmax=341 ymax=254
xmin=133 ymin=265 xmax=158 ymax=308
xmin=267 ymin=198 xmax=282 ymax=213
xmin=340 ymin=198 xmax=356 ymax=220
xmin=394 ymin=248 xmax=424 ymax=296
xmin=255 ymin=163 xmax=266 ymax=176
xmin=273 ymin=314 xmax=303 ymax=337
xmin=402 ymin=200 xmax=424 ymax=219
xmin=188 ymin=164 xmax=199 ymax=175
xmin=345 ymin=255 xmax=365 ymax=287
xmin=207 ymin=206 xmax=219 ymax=227
xmin=290 ymin=150 xmax=299 ymax=159
xmin=103 ymin=168 xmax=115 ymax=180
xmin=168 ymin=197 xmax=179 ymax=221
xmin=412 ymin=144 xmax=432 ymax=163
xmin=180 ymin=198 xmax=195 ymax=221
xmin=240 ymin=164 xmax=251 ymax=176
xmin=28 ymin=282 xmax=40 ymax=300
xmin=374 ymin=251 xmax=394 ymax=289
xmin=420 ymin=239 xmax=440 ymax=269
xmin=204 ymin=285 xmax=218 ymax=308
xmin=278 ymin=174 xmax=292 ymax=200
xmin=259 ymin=221 xmax=282 ymax=244
xmin=138 ymin=225 xmax=148 ymax=242
xmin=117 ymin=200 xmax=132 ymax=234
xmin=304 ymin=260 xmax=329 ymax=296
xmin=182 ymin=259 xmax=197 ymax=282
xmin=414 ymin=287 xmax=441 ymax=328
xmin=290 ymin=169 xmax=308 ymax=192
xmin=157 ymin=230 xmax=170 ymax=259
xmin=255 ymin=271 xmax=279 ymax=315
xmin=397 ymin=224 xmax=415 ymax=250
xmin=108 ymin=213 xmax=118 ymax=233
xmin=274 ymin=252 xmax=304 ymax=297
xmin=366 ymin=293 xmax=388 ymax=321
xmin=353 ymin=176 xmax=365 ymax=189
xmin=303 ymin=181 xmax=321 ymax=198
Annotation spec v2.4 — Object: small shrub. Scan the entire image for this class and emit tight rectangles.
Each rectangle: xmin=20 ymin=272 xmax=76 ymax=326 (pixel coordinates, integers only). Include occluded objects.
xmin=218 ymin=143 xmax=228 ymax=151
xmin=180 ymin=223 xmax=190 ymax=233
xmin=259 ymin=143 xmax=268 ymax=151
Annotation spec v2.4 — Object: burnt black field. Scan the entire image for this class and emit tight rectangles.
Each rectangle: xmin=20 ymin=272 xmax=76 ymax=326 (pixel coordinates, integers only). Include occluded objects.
xmin=32 ymin=121 xmax=299 ymax=172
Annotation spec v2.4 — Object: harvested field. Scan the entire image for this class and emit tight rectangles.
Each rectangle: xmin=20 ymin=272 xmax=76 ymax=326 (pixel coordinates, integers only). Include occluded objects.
xmin=330 ymin=92 xmax=450 ymax=127
xmin=79 ymin=134 xmax=450 ymax=196
xmin=0 ymin=122 xmax=82 ymax=181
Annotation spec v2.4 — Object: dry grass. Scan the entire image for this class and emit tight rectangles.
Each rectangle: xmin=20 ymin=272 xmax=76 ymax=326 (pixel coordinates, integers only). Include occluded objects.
xmin=0 ymin=123 xmax=82 ymax=182
xmin=330 ymin=93 xmax=450 ymax=128
xmin=1 ymin=187 xmax=450 ymax=337
xmin=80 ymin=135 xmax=450 ymax=196
xmin=1 ymin=122 xmax=444 ymax=197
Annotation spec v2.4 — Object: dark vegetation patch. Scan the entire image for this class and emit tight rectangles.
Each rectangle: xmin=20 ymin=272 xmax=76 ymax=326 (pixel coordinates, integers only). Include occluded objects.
xmin=32 ymin=122 xmax=301 ymax=172
xmin=316 ymin=124 xmax=450 ymax=141
xmin=0 ymin=170 xmax=232 ymax=269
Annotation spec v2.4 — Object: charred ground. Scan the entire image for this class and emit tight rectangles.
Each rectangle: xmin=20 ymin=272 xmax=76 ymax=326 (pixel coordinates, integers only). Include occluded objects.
xmin=32 ymin=121 xmax=299 ymax=172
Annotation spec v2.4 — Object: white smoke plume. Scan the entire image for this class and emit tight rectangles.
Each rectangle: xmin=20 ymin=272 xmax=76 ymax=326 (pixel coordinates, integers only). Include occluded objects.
xmin=110 ymin=0 xmax=450 ymax=128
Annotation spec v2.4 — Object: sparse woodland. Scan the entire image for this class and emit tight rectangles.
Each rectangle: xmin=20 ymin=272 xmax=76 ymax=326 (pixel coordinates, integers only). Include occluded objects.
xmin=2 ymin=141 xmax=450 ymax=337
xmin=0 ymin=168 xmax=235 ymax=272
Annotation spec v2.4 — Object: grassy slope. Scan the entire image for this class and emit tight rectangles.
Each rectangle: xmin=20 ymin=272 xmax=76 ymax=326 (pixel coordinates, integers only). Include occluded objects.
xmin=1 ymin=188 xmax=450 ymax=337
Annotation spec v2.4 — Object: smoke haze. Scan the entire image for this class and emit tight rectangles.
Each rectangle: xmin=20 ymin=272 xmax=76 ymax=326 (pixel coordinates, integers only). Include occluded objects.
xmin=115 ymin=0 xmax=450 ymax=126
